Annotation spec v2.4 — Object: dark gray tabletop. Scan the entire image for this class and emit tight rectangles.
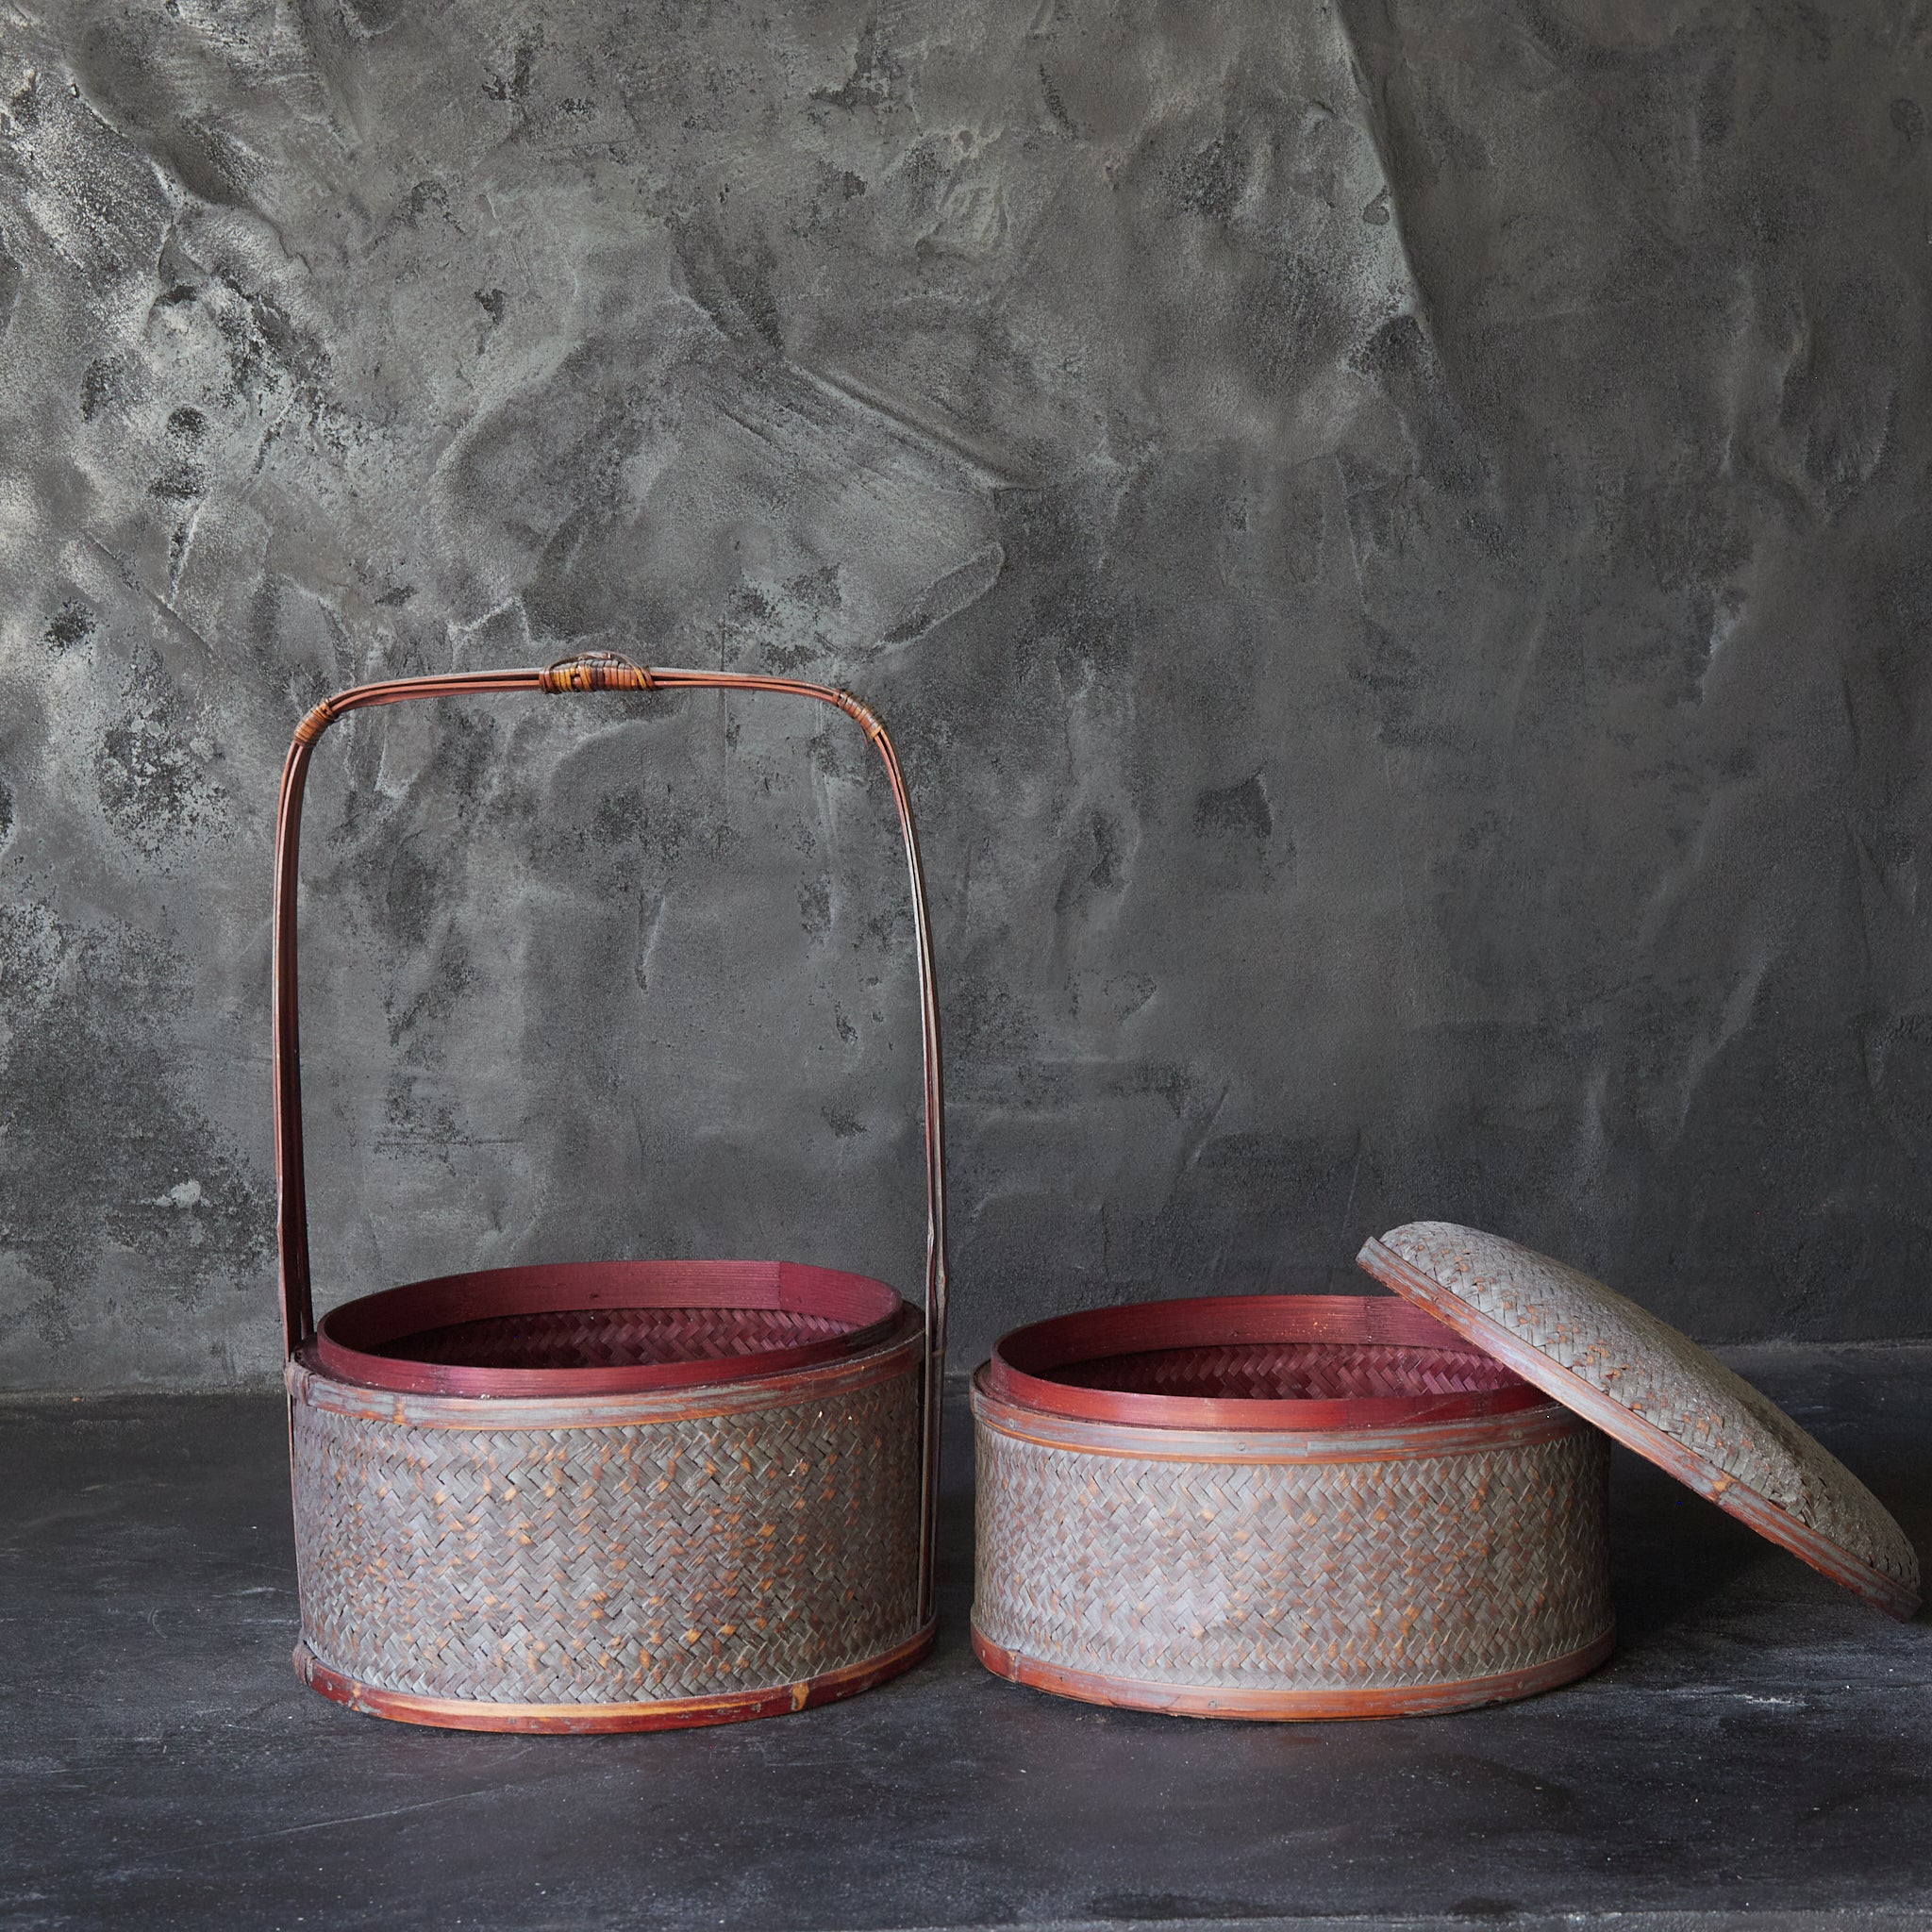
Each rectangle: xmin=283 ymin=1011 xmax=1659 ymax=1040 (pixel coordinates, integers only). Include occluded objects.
xmin=2 ymin=1347 xmax=1927 ymax=1931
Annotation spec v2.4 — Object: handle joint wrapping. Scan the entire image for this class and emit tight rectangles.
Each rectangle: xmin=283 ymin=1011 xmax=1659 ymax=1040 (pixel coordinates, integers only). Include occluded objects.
xmin=540 ymin=650 xmax=655 ymax=693
xmin=292 ymin=697 xmax=338 ymax=746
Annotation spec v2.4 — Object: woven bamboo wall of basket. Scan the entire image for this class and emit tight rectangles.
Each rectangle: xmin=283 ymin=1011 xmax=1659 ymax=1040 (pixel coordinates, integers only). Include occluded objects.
xmin=270 ymin=653 xmax=948 ymax=1732
xmin=971 ymin=1295 xmax=1614 ymax=1720
xmin=288 ymin=1316 xmax=926 ymax=1729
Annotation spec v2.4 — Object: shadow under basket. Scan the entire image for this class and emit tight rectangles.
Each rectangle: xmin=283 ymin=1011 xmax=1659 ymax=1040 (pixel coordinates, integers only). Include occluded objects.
xmin=971 ymin=1294 xmax=1615 ymax=1721
xmin=290 ymin=1260 xmax=931 ymax=1732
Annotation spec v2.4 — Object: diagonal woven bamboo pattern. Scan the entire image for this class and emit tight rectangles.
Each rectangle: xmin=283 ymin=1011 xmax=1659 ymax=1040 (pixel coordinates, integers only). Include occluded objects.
xmin=1054 ymin=1341 xmax=1516 ymax=1404
xmin=293 ymin=1365 xmax=922 ymax=1705
xmin=386 ymin=1305 xmax=850 ymax=1374
xmin=1375 ymin=1222 xmax=1920 ymax=1596
xmin=973 ymin=1403 xmax=1612 ymax=1691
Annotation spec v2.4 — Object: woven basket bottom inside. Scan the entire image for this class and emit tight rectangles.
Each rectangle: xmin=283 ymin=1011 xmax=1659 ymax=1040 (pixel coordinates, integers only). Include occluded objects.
xmin=372 ymin=1304 xmax=851 ymax=1374
xmin=1051 ymin=1339 xmax=1519 ymax=1404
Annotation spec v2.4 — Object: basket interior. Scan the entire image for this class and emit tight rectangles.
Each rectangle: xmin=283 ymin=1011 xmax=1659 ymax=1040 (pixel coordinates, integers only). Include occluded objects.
xmin=986 ymin=1293 xmax=1541 ymax=1427
xmin=1051 ymin=1338 xmax=1519 ymax=1403
xmin=387 ymin=1304 xmax=853 ymax=1374
xmin=312 ymin=1258 xmax=908 ymax=1396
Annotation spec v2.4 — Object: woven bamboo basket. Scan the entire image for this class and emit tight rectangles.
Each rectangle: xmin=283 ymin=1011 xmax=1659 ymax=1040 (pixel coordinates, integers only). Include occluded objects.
xmin=271 ymin=652 xmax=948 ymax=1732
xmin=972 ymin=1294 xmax=1615 ymax=1720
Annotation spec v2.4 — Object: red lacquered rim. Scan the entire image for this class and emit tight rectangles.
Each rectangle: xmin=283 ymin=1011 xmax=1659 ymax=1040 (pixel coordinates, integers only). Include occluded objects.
xmin=985 ymin=1293 xmax=1546 ymax=1431
xmin=314 ymin=1258 xmax=904 ymax=1397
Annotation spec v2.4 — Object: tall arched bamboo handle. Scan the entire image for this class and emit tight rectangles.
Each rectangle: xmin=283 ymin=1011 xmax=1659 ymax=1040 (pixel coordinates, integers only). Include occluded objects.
xmin=271 ymin=651 xmax=950 ymax=1623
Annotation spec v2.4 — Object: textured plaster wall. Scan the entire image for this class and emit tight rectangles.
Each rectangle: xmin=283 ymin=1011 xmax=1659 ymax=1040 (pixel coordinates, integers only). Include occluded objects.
xmin=1 ymin=1 xmax=1930 ymax=1390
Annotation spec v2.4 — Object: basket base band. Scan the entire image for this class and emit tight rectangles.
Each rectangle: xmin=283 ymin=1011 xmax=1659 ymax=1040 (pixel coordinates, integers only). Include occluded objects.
xmin=970 ymin=1624 xmax=1615 ymax=1721
xmin=296 ymin=1624 xmax=936 ymax=1733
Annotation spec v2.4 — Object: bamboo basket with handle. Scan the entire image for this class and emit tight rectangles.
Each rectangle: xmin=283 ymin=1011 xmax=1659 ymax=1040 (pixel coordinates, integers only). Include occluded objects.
xmin=272 ymin=651 xmax=947 ymax=1732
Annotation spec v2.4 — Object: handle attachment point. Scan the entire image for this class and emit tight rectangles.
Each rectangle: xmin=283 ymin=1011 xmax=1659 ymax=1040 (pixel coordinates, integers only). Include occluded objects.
xmin=541 ymin=650 xmax=655 ymax=694
xmin=830 ymin=689 xmax=887 ymax=744
xmin=292 ymin=696 xmax=339 ymax=746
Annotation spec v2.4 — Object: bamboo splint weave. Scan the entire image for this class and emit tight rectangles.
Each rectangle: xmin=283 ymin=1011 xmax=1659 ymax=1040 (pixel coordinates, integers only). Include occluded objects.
xmin=971 ymin=1295 xmax=1614 ymax=1720
xmin=387 ymin=1304 xmax=852 ymax=1374
xmin=1052 ymin=1340 xmax=1518 ymax=1403
xmin=1359 ymin=1222 xmax=1922 ymax=1618
xmin=290 ymin=1324 xmax=924 ymax=1708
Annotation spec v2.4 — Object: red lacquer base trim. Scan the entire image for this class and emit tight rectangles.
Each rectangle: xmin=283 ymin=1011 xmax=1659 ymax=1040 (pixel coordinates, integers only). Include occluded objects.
xmin=970 ymin=1624 xmax=1615 ymax=1721
xmin=296 ymin=1623 xmax=936 ymax=1733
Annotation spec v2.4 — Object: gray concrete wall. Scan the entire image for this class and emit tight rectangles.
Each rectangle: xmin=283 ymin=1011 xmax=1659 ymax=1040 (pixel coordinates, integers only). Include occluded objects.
xmin=2 ymin=1 xmax=1928 ymax=1390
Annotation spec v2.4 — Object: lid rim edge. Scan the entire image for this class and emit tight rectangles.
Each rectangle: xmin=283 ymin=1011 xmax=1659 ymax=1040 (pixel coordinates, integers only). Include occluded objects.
xmin=1356 ymin=1235 xmax=1922 ymax=1622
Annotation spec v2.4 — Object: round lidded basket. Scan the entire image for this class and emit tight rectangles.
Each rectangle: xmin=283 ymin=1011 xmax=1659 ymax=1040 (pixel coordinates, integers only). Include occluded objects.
xmin=971 ymin=1294 xmax=1615 ymax=1720
xmin=272 ymin=654 xmax=949 ymax=1733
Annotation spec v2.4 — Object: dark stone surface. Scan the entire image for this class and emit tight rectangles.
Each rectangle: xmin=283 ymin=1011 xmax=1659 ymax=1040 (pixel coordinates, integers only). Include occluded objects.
xmin=1 ymin=1350 xmax=1927 ymax=1930
xmin=4 ymin=4 xmax=1932 ymax=1387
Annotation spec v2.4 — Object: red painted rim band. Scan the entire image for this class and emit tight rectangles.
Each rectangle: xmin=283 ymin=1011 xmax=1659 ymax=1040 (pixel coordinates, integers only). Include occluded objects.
xmin=313 ymin=1257 xmax=904 ymax=1397
xmin=986 ymin=1292 xmax=1545 ymax=1431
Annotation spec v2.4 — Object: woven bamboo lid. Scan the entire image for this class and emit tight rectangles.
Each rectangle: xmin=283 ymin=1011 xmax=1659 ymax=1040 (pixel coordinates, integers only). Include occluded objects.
xmin=1357 ymin=1222 xmax=1922 ymax=1621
